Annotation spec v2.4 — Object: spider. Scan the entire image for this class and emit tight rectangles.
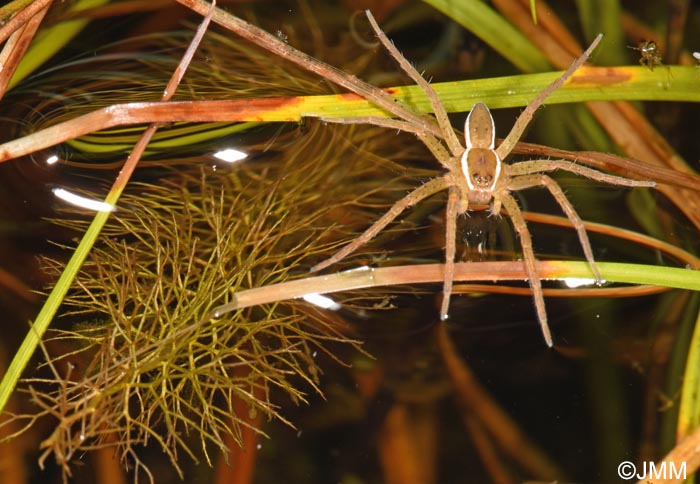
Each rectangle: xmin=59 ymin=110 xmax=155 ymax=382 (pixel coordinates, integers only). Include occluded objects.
xmin=628 ymin=40 xmax=663 ymax=71
xmin=310 ymin=12 xmax=655 ymax=347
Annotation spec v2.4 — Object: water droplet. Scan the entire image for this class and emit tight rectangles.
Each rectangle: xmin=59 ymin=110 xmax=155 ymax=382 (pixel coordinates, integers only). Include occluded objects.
xmin=276 ymin=30 xmax=288 ymax=42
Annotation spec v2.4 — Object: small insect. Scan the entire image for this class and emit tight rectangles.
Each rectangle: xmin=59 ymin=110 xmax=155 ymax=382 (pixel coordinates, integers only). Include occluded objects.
xmin=628 ymin=40 xmax=663 ymax=71
xmin=311 ymin=13 xmax=655 ymax=347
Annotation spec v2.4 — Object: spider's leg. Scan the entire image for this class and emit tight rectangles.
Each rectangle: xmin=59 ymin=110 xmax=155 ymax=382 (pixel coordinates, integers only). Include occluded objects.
xmin=496 ymin=34 xmax=603 ymax=161
xmin=441 ymin=186 xmax=461 ymax=320
xmin=507 ymin=159 xmax=656 ymax=188
xmin=320 ymin=116 xmax=423 ymax=134
xmin=499 ymin=192 xmax=553 ymax=347
xmin=320 ymin=117 xmax=455 ymax=171
xmin=509 ymin=173 xmax=602 ymax=283
xmin=311 ymin=176 xmax=450 ymax=272
xmin=365 ymin=11 xmax=463 ymax=157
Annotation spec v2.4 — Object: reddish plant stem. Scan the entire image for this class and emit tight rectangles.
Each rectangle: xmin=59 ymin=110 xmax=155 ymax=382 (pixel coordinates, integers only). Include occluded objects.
xmin=0 ymin=0 xmax=52 ymax=44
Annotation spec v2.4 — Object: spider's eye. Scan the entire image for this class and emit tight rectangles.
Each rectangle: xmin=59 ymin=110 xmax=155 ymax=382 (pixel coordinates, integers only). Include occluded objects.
xmin=471 ymin=173 xmax=493 ymax=186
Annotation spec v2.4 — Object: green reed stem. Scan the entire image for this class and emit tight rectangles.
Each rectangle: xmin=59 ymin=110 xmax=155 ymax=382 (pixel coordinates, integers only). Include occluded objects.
xmin=212 ymin=261 xmax=700 ymax=317
xmin=422 ymin=0 xmax=549 ymax=72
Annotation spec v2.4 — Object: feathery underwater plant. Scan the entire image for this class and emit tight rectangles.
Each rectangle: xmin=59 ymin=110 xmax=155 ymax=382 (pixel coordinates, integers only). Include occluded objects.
xmin=13 ymin=121 xmax=413 ymax=480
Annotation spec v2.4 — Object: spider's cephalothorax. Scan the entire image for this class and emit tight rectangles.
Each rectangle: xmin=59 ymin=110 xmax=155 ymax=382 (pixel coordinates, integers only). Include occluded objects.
xmin=461 ymin=103 xmax=502 ymax=205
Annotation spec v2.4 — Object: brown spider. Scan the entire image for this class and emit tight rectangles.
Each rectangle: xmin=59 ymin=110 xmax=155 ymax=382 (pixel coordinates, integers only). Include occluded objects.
xmin=310 ymin=12 xmax=655 ymax=346
xmin=628 ymin=40 xmax=663 ymax=71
